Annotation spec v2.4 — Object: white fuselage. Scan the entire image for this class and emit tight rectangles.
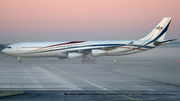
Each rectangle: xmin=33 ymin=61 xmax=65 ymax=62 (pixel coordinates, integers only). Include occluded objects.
xmin=2 ymin=40 xmax=154 ymax=59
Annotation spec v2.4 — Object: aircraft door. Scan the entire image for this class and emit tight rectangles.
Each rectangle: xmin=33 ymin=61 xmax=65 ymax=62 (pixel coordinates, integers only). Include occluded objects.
xmin=17 ymin=44 xmax=21 ymax=51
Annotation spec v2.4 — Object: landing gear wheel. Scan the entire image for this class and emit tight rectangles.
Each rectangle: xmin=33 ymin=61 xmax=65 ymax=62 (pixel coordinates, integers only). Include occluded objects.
xmin=81 ymin=58 xmax=97 ymax=63
xmin=92 ymin=59 xmax=97 ymax=63
xmin=81 ymin=59 xmax=87 ymax=63
xmin=87 ymin=59 xmax=92 ymax=63
xmin=81 ymin=52 xmax=97 ymax=64
xmin=18 ymin=60 xmax=22 ymax=63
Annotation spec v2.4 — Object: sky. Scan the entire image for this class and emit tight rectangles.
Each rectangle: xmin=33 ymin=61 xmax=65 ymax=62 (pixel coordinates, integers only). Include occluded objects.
xmin=0 ymin=0 xmax=180 ymax=43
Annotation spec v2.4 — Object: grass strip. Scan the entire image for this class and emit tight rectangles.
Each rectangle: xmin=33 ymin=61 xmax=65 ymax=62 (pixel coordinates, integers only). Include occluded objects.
xmin=0 ymin=91 xmax=25 ymax=98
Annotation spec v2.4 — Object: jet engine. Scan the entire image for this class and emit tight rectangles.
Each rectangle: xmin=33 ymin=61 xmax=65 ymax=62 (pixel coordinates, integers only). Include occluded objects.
xmin=57 ymin=54 xmax=67 ymax=59
xmin=67 ymin=53 xmax=83 ymax=59
xmin=91 ymin=49 xmax=107 ymax=57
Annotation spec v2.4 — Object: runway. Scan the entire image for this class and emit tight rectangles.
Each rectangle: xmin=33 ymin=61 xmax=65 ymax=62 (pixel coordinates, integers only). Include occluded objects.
xmin=0 ymin=60 xmax=180 ymax=100
xmin=1 ymin=61 xmax=180 ymax=91
xmin=0 ymin=43 xmax=180 ymax=100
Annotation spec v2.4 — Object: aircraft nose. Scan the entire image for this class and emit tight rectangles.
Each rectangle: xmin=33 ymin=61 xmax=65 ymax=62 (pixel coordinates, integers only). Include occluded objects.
xmin=2 ymin=48 xmax=7 ymax=54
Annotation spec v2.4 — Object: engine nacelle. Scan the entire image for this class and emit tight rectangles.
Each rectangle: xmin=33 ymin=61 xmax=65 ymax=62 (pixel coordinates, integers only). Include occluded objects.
xmin=57 ymin=54 xmax=67 ymax=59
xmin=91 ymin=49 xmax=107 ymax=57
xmin=68 ymin=53 xmax=83 ymax=59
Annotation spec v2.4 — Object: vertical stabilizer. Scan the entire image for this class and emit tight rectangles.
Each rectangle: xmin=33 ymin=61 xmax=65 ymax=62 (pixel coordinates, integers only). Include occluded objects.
xmin=140 ymin=17 xmax=172 ymax=41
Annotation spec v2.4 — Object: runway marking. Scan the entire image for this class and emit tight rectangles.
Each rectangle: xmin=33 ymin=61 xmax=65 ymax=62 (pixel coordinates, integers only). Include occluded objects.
xmin=34 ymin=65 xmax=81 ymax=90
xmin=63 ymin=93 xmax=174 ymax=95
xmin=114 ymin=98 xmax=155 ymax=100
xmin=45 ymin=64 xmax=109 ymax=90
xmin=45 ymin=64 xmax=152 ymax=101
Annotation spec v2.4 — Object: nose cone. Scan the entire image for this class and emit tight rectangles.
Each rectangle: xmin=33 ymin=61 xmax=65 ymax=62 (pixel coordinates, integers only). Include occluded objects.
xmin=2 ymin=48 xmax=7 ymax=54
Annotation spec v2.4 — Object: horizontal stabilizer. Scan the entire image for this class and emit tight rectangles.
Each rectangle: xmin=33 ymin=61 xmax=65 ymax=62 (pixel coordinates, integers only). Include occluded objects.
xmin=153 ymin=39 xmax=177 ymax=46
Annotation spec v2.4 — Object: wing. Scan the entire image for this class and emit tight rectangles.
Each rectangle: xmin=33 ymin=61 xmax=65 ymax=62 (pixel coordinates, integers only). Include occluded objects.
xmin=65 ymin=42 xmax=134 ymax=53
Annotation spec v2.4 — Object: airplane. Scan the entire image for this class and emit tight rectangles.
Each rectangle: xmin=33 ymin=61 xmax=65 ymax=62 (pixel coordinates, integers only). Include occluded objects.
xmin=2 ymin=17 xmax=176 ymax=63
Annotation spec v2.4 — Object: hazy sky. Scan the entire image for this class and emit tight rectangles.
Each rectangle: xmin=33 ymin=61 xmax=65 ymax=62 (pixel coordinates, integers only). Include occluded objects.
xmin=0 ymin=0 xmax=180 ymax=43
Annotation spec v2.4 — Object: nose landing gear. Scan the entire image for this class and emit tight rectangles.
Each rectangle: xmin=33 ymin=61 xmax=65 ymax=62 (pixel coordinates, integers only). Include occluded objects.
xmin=17 ymin=57 xmax=22 ymax=63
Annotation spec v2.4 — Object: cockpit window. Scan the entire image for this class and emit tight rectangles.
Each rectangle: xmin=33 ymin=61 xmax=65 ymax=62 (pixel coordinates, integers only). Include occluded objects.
xmin=7 ymin=46 xmax=11 ymax=49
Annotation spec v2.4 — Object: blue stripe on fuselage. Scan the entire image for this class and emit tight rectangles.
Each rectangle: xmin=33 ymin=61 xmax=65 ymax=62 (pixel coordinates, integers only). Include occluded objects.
xmin=24 ymin=44 xmax=154 ymax=54
xmin=144 ymin=20 xmax=171 ymax=46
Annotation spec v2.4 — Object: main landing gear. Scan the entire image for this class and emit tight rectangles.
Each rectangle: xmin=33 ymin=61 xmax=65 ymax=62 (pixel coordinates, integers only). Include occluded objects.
xmin=17 ymin=57 xmax=22 ymax=63
xmin=81 ymin=52 xmax=97 ymax=63
xmin=81 ymin=58 xmax=97 ymax=63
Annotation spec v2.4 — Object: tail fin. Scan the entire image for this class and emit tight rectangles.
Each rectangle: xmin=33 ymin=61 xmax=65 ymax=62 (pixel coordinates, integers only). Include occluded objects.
xmin=140 ymin=17 xmax=172 ymax=41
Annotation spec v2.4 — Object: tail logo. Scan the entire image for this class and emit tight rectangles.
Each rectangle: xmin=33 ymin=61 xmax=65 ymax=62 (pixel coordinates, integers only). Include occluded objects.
xmin=156 ymin=26 xmax=163 ymax=30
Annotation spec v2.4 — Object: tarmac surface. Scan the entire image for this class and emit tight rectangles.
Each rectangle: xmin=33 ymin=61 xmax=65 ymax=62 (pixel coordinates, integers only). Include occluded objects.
xmin=0 ymin=59 xmax=180 ymax=101
xmin=0 ymin=43 xmax=180 ymax=101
